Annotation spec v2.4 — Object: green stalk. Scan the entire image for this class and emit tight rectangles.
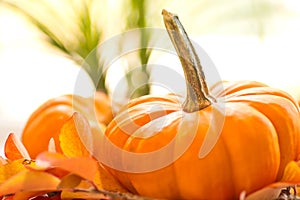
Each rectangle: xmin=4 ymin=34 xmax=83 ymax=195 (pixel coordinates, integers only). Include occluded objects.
xmin=125 ymin=0 xmax=151 ymax=99
xmin=3 ymin=0 xmax=107 ymax=93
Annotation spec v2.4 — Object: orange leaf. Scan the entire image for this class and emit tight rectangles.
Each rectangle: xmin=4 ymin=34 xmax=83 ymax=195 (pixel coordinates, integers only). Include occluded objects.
xmin=35 ymin=152 xmax=98 ymax=181
xmin=243 ymin=187 xmax=282 ymax=200
xmin=94 ymin=163 xmax=128 ymax=192
xmin=280 ymin=160 xmax=300 ymax=183
xmin=24 ymin=154 xmax=69 ymax=179
xmin=59 ymin=112 xmax=92 ymax=158
xmin=0 ymin=157 xmax=7 ymax=166
xmin=48 ymin=138 xmax=57 ymax=153
xmin=4 ymin=133 xmax=30 ymax=161
xmin=12 ymin=191 xmax=48 ymax=200
xmin=29 ymin=194 xmax=61 ymax=200
xmin=58 ymin=175 xmax=99 ymax=192
xmin=58 ymin=113 xmax=125 ymax=192
xmin=57 ymin=174 xmax=82 ymax=190
xmin=0 ymin=170 xmax=60 ymax=197
xmin=60 ymin=189 xmax=109 ymax=200
xmin=0 ymin=160 xmax=26 ymax=185
xmin=244 ymin=160 xmax=300 ymax=200
xmin=1 ymin=195 xmax=14 ymax=200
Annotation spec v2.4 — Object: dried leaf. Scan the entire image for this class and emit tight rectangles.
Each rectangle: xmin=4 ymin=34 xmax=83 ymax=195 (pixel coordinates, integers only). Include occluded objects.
xmin=0 ymin=160 xmax=26 ymax=185
xmin=48 ymin=138 xmax=57 ymax=153
xmin=0 ymin=171 xmax=60 ymax=196
xmin=94 ymin=163 xmax=128 ymax=192
xmin=0 ymin=157 xmax=7 ymax=166
xmin=60 ymin=189 xmax=109 ymax=200
xmin=244 ymin=186 xmax=282 ymax=200
xmin=57 ymin=174 xmax=82 ymax=190
xmin=4 ymin=133 xmax=30 ymax=161
xmin=61 ymin=189 xmax=162 ymax=200
xmin=35 ymin=152 xmax=98 ymax=181
xmin=59 ymin=112 xmax=92 ymax=158
xmin=280 ymin=161 xmax=300 ymax=183
xmin=11 ymin=192 xmax=62 ymax=200
xmin=29 ymin=194 xmax=61 ymax=200
xmin=245 ymin=160 xmax=300 ymax=199
xmin=12 ymin=191 xmax=48 ymax=200
xmin=1 ymin=195 xmax=14 ymax=200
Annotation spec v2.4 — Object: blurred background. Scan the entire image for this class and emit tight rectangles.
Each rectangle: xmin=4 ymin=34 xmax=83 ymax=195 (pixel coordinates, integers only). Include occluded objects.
xmin=0 ymin=0 xmax=300 ymax=155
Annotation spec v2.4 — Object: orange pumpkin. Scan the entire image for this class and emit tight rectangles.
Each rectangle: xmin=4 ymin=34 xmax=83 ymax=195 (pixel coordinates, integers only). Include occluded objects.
xmin=100 ymin=10 xmax=300 ymax=199
xmin=22 ymin=91 xmax=112 ymax=158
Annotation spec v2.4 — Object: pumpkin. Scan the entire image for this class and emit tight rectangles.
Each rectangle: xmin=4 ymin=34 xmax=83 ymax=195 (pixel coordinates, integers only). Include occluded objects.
xmin=99 ymin=10 xmax=300 ymax=199
xmin=22 ymin=91 xmax=112 ymax=158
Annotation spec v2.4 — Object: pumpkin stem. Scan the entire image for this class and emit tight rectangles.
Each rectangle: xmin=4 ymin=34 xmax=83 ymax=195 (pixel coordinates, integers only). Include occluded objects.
xmin=162 ymin=9 xmax=215 ymax=112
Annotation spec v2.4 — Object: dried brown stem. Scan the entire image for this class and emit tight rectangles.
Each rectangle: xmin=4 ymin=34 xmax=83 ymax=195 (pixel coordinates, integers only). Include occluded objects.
xmin=162 ymin=9 xmax=215 ymax=112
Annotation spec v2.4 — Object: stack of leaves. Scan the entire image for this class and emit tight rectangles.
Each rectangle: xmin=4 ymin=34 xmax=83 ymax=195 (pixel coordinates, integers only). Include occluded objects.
xmin=0 ymin=112 xmax=147 ymax=200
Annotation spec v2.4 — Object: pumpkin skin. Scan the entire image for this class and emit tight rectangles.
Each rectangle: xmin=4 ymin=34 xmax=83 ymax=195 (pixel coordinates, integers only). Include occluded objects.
xmin=100 ymin=10 xmax=300 ymax=199
xmin=103 ymin=81 xmax=300 ymax=199
xmin=22 ymin=91 xmax=112 ymax=158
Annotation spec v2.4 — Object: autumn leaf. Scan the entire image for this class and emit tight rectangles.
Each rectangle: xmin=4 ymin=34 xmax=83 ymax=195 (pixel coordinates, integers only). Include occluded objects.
xmin=0 ymin=170 xmax=60 ymax=197
xmin=0 ymin=157 xmax=7 ymax=166
xmin=47 ymin=138 xmax=57 ymax=153
xmin=59 ymin=112 xmax=92 ymax=158
xmin=0 ymin=160 xmax=26 ymax=185
xmin=94 ymin=163 xmax=128 ymax=192
xmin=242 ymin=160 xmax=300 ymax=199
xmin=57 ymin=174 xmax=83 ymax=190
xmin=243 ymin=186 xmax=282 ymax=200
xmin=60 ymin=189 xmax=109 ymax=200
xmin=1 ymin=195 xmax=14 ymax=200
xmin=0 ymin=112 xmax=129 ymax=199
xmin=4 ymin=133 xmax=30 ymax=161
xmin=34 ymin=152 xmax=98 ymax=181
xmin=57 ymin=112 xmax=127 ymax=191
xmin=280 ymin=160 xmax=300 ymax=183
xmin=10 ymin=191 xmax=58 ymax=200
xmin=28 ymin=194 xmax=61 ymax=200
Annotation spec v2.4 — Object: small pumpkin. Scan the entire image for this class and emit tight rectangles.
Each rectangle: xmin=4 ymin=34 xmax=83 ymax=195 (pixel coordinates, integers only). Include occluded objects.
xmin=22 ymin=91 xmax=112 ymax=158
xmin=100 ymin=10 xmax=300 ymax=199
